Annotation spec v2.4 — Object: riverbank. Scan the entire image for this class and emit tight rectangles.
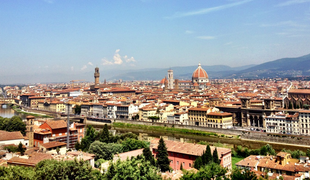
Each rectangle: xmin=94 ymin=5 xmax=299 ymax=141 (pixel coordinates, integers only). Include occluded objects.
xmin=12 ymin=105 xmax=53 ymax=118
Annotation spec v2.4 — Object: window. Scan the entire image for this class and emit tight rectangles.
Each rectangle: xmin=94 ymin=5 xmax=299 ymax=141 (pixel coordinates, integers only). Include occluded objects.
xmin=189 ymin=163 xmax=191 ymax=167
xmin=59 ymin=133 xmax=62 ymax=136
xmin=177 ymin=161 xmax=179 ymax=165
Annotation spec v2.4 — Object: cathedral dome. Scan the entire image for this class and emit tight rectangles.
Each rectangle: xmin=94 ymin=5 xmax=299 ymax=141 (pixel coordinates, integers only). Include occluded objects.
xmin=192 ymin=63 xmax=208 ymax=79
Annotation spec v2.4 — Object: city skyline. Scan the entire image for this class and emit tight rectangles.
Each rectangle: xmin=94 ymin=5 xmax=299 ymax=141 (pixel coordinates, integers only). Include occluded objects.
xmin=1 ymin=0 xmax=310 ymax=83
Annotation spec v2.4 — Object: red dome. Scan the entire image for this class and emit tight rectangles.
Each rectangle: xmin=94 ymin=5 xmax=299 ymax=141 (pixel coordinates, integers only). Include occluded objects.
xmin=160 ymin=77 xmax=167 ymax=84
xmin=192 ymin=63 xmax=208 ymax=79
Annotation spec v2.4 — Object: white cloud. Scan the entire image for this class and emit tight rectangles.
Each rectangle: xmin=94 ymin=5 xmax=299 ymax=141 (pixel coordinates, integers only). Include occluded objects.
xmin=113 ymin=49 xmax=123 ymax=65
xmin=276 ymin=0 xmax=310 ymax=7
xmin=126 ymin=57 xmax=136 ymax=62
xmin=81 ymin=65 xmax=87 ymax=70
xmin=166 ymin=0 xmax=252 ymax=19
xmin=102 ymin=58 xmax=114 ymax=65
xmin=88 ymin=62 xmax=93 ymax=66
xmin=197 ymin=36 xmax=216 ymax=40
xmin=71 ymin=66 xmax=74 ymax=71
xmin=101 ymin=49 xmax=136 ymax=65
xmin=185 ymin=30 xmax=194 ymax=34
xmin=225 ymin=42 xmax=233 ymax=45
xmin=260 ymin=21 xmax=306 ymax=28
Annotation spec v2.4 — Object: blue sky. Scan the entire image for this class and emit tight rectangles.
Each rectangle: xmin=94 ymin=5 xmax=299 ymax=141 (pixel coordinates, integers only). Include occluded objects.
xmin=1 ymin=0 xmax=310 ymax=82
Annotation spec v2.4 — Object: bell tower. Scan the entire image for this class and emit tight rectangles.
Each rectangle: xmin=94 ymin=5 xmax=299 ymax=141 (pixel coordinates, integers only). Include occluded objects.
xmin=94 ymin=67 xmax=100 ymax=85
xmin=26 ymin=116 xmax=35 ymax=147
xmin=168 ymin=69 xmax=174 ymax=90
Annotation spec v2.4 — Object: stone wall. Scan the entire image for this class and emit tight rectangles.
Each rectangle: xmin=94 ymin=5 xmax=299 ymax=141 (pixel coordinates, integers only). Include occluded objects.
xmin=241 ymin=131 xmax=310 ymax=146
xmin=114 ymin=119 xmax=242 ymax=135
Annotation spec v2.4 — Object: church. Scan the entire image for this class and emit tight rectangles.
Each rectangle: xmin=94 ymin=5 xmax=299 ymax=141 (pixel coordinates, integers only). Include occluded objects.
xmin=160 ymin=63 xmax=210 ymax=90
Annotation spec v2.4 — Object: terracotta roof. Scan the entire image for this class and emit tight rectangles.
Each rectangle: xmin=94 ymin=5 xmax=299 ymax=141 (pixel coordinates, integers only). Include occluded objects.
xmin=151 ymin=139 xmax=230 ymax=157
xmin=40 ymin=141 xmax=66 ymax=149
xmin=0 ymin=131 xmax=24 ymax=141
xmin=45 ymin=120 xmax=67 ymax=129
xmin=114 ymin=148 xmax=144 ymax=161
xmin=192 ymin=63 xmax=208 ymax=79
xmin=7 ymin=152 xmax=52 ymax=167
xmin=289 ymin=89 xmax=310 ymax=94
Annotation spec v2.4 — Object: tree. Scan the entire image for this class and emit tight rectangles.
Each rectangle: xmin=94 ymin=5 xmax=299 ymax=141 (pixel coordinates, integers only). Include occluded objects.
xmin=74 ymin=105 xmax=81 ymax=115
xmin=121 ymin=138 xmax=147 ymax=152
xmin=56 ymin=147 xmax=60 ymax=155
xmin=213 ymin=148 xmax=220 ymax=164
xmin=98 ymin=124 xmax=110 ymax=143
xmin=307 ymin=149 xmax=310 ymax=158
xmin=105 ymin=162 xmax=116 ymax=179
xmin=194 ymin=156 xmax=203 ymax=169
xmin=143 ymin=147 xmax=155 ymax=166
xmin=182 ymin=162 xmax=227 ymax=180
xmin=156 ymin=137 xmax=170 ymax=172
xmin=230 ymin=168 xmax=257 ymax=180
xmin=205 ymin=145 xmax=212 ymax=164
xmin=180 ymin=163 xmax=183 ymax=170
xmin=35 ymin=159 xmax=95 ymax=180
xmin=88 ymin=141 xmax=123 ymax=160
xmin=105 ymin=157 xmax=161 ymax=180
xmin=5 ymin=116 xmax=26 ymax=135
xmin=79 ymin=125 xmax=98 ymax=151
xmin=17 ymin=142 xmax=25 ymax=155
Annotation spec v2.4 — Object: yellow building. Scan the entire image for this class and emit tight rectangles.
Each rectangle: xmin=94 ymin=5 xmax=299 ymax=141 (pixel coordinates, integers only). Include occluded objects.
xmin=188 ymin=108 xmax=233 ymax=128
xmin=207 ymin=112 xmax=233 ymax=129
xmin=188 ymin=107 xmax=209 ymax=126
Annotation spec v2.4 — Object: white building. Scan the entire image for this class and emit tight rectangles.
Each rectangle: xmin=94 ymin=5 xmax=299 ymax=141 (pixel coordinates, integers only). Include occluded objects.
xmin=265 ymin=112 xmax=299 ymax=135
xmin=299 ymin=110 xmax=310 ymax=136
xmin=0 ymin=130 xmax=29 ymax=147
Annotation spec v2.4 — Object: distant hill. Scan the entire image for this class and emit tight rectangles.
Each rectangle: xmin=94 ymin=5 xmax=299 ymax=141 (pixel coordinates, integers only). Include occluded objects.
xmin=227 ymin=53 xmax=310 ymax=79
xmin=108 ymin=64 xmax=256 ymax=81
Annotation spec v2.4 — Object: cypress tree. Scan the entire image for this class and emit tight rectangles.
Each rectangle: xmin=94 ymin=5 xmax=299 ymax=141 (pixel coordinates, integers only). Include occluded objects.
xmin=17 ymin=142 xmax=25 ymax=155
xmin=156 ymin=137 xmax=170 ymax=172
xmin=106 ymin=163 xmax=116 ymax=179
xmin=213 ymin=148 xmax=220 ymax=164
xmin=206 ymin=145 xmax=212 ymax=164
xmin=180 ymin=163 xmax=183 ymax=170
xmin=143 ymin=147 xmax=155 ymax=166
xmin=99 ymin=124 xmax=110 ymax=143
xmin=194 ymin=157 xmax=202 ymax=169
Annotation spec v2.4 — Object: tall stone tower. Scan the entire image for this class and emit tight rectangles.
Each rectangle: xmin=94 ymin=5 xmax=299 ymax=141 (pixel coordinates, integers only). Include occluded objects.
xmin=26 ymin=116 xmax=34 ymax=147
xmin=168 ymin=69 xmax=174 ymax=90
xmin=94 ymin=67 xmax=100 ymax=85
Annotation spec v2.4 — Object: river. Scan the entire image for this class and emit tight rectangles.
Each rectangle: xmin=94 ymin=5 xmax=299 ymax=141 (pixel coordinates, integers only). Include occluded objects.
xmin=0 ymin=105 xmax=18 ymax=118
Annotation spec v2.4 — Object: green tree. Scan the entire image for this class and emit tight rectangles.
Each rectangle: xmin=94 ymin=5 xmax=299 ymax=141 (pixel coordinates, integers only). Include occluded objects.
xmin=206 ymin=145 xmax=212 ymax=164
xmin=143 ymin=147 xmax=156 ymax=166
xmin=88 ymin=141 xmax=123 ymax=160
xmin=17 ymin=142 xmax=25 ymax=155
xmin=105 ymin=162 xmax=116 ymax=179
xmin=5 ymin=145 xmax=18 ymax=153
xmin=75 ymin=105 xmax=81 ymax=115
xmin=5 ymin=116 xmax=26 ymax=135
xmin=213 ymin=148 xmax=220 ymax=164
xmin=99 ymin=124 xmax=110 ymax=143
xmin=230 ymin=168 xmax=257 ymax=180
xmin=35 ymin=159 xmax=95 ymax=180
xmin=79 ymin=125 xmax=98 ymax=151
xmin=56 ymin=147 xmax=60 ymax=155
xmin=121 ymin=138 xmax=147 ymax=152
xmin=180 ymin=163 xmax=183 ymax=170
xmin=307 ymin=149 xmax=310 ymax=158
xmin=182 ymin=162 xmax=227 ymax=180
xmin=194 ymin=157 xmax=203 ymax=169
xmin=105 ymin=157 xmax=161 ymax=180
xmin=156 ymin=137 xmax=170 ymax=172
